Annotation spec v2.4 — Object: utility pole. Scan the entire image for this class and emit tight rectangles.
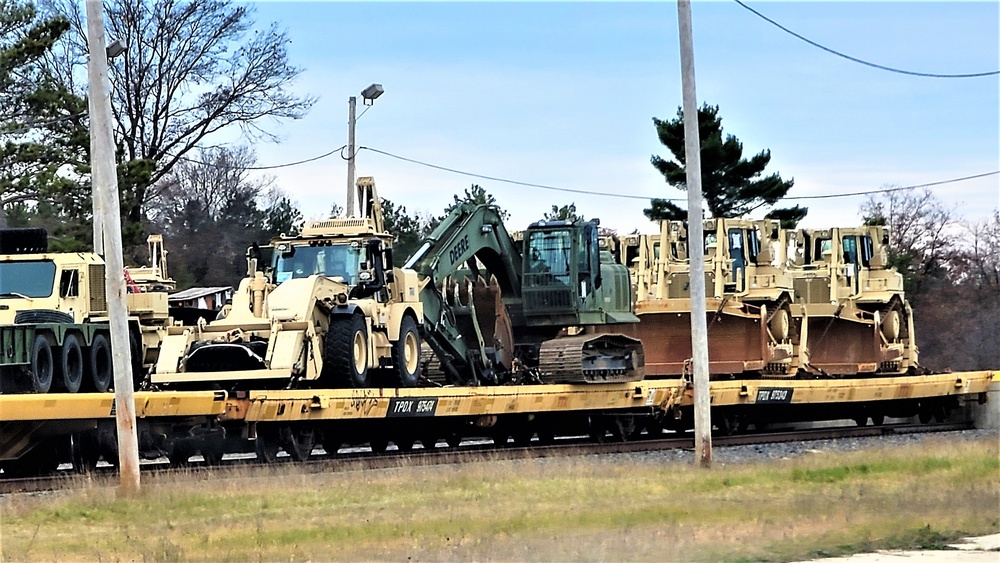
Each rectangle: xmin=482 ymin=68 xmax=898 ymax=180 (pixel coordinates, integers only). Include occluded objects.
xmin=86 ymin=0 xmax=140 ymax=495
xmin=346 ymin=95 xmax=357 ymax=218
xmin=677 ymin=0 xmax=712 ymax=468
xmin=89 ymin=84 xmax=104 ymax=256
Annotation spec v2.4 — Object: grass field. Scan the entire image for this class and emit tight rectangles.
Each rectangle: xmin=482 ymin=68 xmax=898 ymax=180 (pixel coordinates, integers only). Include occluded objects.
xmin=1 ymin=436 xmax=997 ymax=562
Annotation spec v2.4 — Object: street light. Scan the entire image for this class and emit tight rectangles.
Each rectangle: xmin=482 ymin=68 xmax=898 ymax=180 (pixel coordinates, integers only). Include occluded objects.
xmin=347 ymin=83 xmax=383 ymax=217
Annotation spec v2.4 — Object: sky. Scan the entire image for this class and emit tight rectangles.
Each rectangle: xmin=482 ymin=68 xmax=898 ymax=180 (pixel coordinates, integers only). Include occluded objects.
xmin=226 ymin=1 xmax=1000 ymax=234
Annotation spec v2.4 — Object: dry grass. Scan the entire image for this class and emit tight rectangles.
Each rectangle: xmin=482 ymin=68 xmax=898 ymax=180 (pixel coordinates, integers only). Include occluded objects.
xmin=0 ymin=437 xmax=997 ymax=562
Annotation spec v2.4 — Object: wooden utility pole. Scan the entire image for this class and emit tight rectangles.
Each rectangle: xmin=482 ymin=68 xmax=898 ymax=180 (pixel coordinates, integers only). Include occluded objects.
xmin=677 ymin=0 xmax=712 ymax=468
xmin=86 ymin=0 xmax=140 ymax=495
xmin=346 ymin=95 xmax=357 ymax=218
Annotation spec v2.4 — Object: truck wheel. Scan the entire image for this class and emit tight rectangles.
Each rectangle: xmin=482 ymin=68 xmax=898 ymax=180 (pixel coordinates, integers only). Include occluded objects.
xmin=88 ymin=333 xmax=113 ymax=392
xmin=29 ymin=334 xmax=54 ymax=393
xmin=58 ymin=333 xmax=84 ymax=393
xmin=393 ymin=316 xmax=421 ymax=387
xmin=324 ymin=314 xmax=370 ymax=387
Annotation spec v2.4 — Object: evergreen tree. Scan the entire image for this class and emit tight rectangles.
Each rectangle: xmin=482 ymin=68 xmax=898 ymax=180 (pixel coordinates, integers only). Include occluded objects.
xmin=646 ymin=104 xmax=805 ymax=226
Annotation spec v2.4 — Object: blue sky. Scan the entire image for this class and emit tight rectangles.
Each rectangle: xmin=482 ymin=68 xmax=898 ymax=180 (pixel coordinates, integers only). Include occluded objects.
xmin=231 ymin=1 xmax=999 ymax=233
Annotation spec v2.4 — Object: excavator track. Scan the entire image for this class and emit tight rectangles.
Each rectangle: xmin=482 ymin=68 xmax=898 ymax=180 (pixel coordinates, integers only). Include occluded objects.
xmin=537 ymin=334 xmax=644 ymax=384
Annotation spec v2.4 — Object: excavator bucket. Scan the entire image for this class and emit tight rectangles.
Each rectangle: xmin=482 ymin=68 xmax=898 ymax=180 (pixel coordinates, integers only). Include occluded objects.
xmin=472 ymin=275 xmax=515 ymax=373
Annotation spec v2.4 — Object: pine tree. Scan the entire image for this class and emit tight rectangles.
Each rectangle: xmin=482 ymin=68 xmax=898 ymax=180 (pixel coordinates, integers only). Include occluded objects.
xmin=646 ymin=104 xmax=806 ymax=227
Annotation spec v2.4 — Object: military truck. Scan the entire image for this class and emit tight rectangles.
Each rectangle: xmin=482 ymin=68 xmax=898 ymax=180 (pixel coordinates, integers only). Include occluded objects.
xmin=0 ymin=229 xmax=172 ymax=393
xmin=151 ymin=177 xmax=425 ymax=389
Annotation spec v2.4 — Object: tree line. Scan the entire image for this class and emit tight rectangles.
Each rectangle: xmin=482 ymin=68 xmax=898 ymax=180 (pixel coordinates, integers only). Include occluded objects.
xmin=0 ymin=1 xmax=994 ymax=369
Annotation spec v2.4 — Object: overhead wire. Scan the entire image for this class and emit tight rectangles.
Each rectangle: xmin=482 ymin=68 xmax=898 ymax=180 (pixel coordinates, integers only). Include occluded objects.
xmin=733 ymin=0 xmax=1000 ymax=78
xmin=360 ymin=145 xmax=999 ymax=202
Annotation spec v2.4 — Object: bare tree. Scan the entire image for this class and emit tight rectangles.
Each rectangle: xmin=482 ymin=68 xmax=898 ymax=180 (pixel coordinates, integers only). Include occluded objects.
xmin=42 ymin=0 xmax=315 ymax=246
xmin=860 ymin=187 xmax=961 ymax=297
xmin=149 ymin=146 xmax=301 ymax=287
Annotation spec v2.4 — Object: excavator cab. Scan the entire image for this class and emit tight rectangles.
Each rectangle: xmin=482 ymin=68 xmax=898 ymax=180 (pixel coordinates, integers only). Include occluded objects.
xmin=521 ymin=219 xmax=636 ymax=326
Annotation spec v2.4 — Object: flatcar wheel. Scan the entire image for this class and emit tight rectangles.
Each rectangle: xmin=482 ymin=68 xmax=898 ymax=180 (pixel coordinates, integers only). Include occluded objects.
xmin=255 ymin=424 xmax=281 ymax=463
xmin=58 ymin=333 xmax=84 ymax=393
xmin=854 ymin=416 xmax=869 ymax=427
xmin=369 ymin=438 xmax=389 ymax=455
xmin=491 ymin=430 xmax=510 ymax=447
xmin=29 ymin=334 xmax=54 ymax=393
xmin=588 ymin=416 xmax=608 ymax=443
xmin=511 ymin=426 xmax=534 ymax=447
xmin=394 ymin=437 xmax=415 ymax=452
xmin=70 ymin=432 xmax=100 ymax=474
xmin=871 ymin=415 xmax=885 ymax=426
xmin=169 ymin=443 xmax=194 ymax=467
xmin=445 ymin=433 xmax=463 ymax=448
xmin=420 ymin=436 xmax=438 ymax=450
xmin=535 ymin=424 xmax=556 ymax=446
xmin=282 ymin=425 xmax=316 ymax=462
xmin=201 ymin=432 xmax=226 ymax=466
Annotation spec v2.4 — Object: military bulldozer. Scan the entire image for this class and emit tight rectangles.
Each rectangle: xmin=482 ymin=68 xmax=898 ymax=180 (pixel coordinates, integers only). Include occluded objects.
xmin=595 ymin=218 xmax=801 ymax=378
xmin=151 ymin=177 xmax=424 ymax=389
xmin=787 ymin=225 xmax=918 ymax=375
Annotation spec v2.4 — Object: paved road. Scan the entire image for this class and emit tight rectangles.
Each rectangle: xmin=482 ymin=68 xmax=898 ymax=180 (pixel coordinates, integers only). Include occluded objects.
xmin=804 ymin=534 xmax=1000 ymax=562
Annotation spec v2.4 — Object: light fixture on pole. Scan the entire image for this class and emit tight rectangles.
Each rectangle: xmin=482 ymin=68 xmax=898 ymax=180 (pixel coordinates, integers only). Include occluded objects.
xmin=346 ymin=83 xmax=383 ymax=218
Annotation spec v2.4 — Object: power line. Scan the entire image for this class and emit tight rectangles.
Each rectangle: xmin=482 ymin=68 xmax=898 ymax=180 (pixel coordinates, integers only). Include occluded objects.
xmin=733 ymin=0 xmax=1000 ymax=78
xmin=176 ymin=145 xmax=345 ymax=170
xmin=782 ymin=171 xmax=1000 ymax=200
xmin=359 ymin=146 xmax=655 ymax=201
xmin=361 ymin=145 xmax=998 ymax=203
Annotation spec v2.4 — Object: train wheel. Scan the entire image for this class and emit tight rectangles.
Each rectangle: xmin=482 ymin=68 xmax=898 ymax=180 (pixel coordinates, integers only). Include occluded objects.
xmin=70 ymin=432 xmax=100 ymax=474
xmin=588 ymin=416 xmax=608 ymax=443
xmin=445 ymin=432 xmax=463 ymax=448
xmin=201 ymin=431 xmax=226 ymax=465
xmin=58 ymin=333 xmax=84 ymax=393
xmin=490 ymin=429 xmax=510 ymax=447
xmin=393 ymin=316 xmax=421 ymax=387
xmin=871 ymin=415 xmax=885 ymax=426
xmin=420 ymin=436 xmax=438 ymax=450
xmin=29 ymin=334 xmax=54 ymax=393
xmin=282 ymin=425 xmax=315 ymax=462
xmin=511 ymin=426 xmax=534 ymax=447
xmin=321 ymin=428 xmax=342 ymax=455
xmin=854 ymin=416 xmax=869 ymax=427
xmin=369 ymin=438 xmax=389 ymax=454
xmin=255 ymin=424 xmax=281 ymax=463
xmin=324 ymin=315 xmax=370 ymax=387
xmin=394 ymin=437 xmax=415 ymax=452
xmin=88 ymin=333 xmax=113 ymax=392
xmin=169 ymin=443 xmax=194 ymax=467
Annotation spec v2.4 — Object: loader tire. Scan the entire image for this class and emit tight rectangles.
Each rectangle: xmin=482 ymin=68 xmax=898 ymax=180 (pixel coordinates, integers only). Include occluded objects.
xmin=323 ymin=314 xmax=370 ymax=387
xmin=393 ymin=315 xmax=421 ymax=387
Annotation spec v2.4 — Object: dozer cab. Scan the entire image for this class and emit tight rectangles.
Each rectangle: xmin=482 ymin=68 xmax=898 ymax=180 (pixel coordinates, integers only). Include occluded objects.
xmin=595 ymin=218 xmax=800 ymax=378
xmin=151 ymin=177 xmax=424 ymax=389
xmin=787 ymin=225 xmax=918 ymax=375
xmin=405 ymin=203 xmax=643 ymax=386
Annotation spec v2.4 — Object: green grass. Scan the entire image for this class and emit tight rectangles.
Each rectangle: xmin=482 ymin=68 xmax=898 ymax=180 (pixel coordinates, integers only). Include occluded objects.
xmin=1 ymin=436 xmax=997 ymax=562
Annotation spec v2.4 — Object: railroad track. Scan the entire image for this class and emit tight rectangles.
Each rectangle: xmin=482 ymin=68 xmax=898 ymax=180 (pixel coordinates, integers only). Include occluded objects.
xmin=0 ymin=421 xmax=975 ymax=495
